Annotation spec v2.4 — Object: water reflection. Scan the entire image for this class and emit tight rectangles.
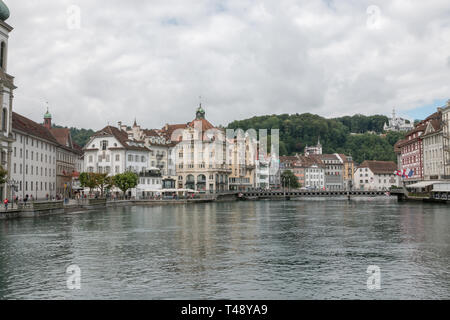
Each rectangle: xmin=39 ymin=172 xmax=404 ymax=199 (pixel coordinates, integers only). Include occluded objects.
xmin=0 ymin=200 xmax=449 ymax=299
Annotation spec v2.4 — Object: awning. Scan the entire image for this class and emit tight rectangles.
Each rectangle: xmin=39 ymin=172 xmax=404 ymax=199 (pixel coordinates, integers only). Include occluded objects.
xmin=406 ymin=181 xmax=437 ymax=188
xmin=136 ymin=188 xmax=162 ymax=192
xmin=160 ymin=188 xmax=199 ymax=193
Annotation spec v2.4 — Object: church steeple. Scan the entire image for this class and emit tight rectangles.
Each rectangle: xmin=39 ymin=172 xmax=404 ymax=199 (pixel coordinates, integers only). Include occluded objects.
xmin=44 ymin=105 xmax=52 ymax=129
xmin=196 ymin=103 xmax=205 ymax=120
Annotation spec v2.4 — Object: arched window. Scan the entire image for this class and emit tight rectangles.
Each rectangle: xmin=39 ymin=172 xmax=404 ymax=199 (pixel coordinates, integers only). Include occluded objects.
xmin=0 ymin=42 xmax=5 ymax=69
xmin=2 ymin=108 xmax=7 ymax=132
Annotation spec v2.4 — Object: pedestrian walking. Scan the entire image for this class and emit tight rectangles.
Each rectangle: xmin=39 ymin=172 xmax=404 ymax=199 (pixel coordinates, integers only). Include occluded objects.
xmin=4 ymin=198 xmax=9 ymax=211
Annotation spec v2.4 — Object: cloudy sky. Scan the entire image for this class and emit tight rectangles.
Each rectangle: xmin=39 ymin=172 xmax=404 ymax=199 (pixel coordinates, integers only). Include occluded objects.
xmin=5 ymin=0 xmax=450 ymax=130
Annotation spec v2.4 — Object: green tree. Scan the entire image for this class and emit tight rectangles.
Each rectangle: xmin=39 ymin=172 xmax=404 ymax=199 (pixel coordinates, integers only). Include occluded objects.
xmin=114 ymin=172 xmax=138 ymax=197
xmin=281 ymin=170 xmax=300 ymax=189
xmin=96 ymin=173 xmax=114 ymax=197
xmin=0 ymin=165 xmax=7 ymax=185
xmin=79 ymin=172 xmax=100 ymax=195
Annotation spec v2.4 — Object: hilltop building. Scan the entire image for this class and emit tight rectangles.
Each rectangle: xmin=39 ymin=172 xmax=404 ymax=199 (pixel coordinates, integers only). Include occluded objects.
xmin=383 ymin=108 xmax=414 ymax=132
xmin=304 ymin=139 xmax=322 ymax=156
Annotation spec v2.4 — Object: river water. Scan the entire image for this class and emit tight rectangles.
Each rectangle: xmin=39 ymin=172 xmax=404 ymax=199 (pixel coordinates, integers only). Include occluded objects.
xmin=0 ymin=198 xmax=449 ymax=300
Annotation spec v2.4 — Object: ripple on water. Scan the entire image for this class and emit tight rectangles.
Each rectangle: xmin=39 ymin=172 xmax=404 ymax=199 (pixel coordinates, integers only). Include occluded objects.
xmin=0 ymin=200 xmax=449 ymax=299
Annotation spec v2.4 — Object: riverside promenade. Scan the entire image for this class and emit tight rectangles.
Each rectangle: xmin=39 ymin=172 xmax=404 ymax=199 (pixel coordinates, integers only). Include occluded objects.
xmin=0 ymin=190 xmax=398 ymax=221
xmin=0 ymin=197 xmax=217 ymax=221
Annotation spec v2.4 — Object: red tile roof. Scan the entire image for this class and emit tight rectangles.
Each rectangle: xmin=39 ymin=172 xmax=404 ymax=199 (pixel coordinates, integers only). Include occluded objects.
xmin=357 ymin=160 xmax=397 ymax=175
xmin=12 ymin=112 xmax=59 ymax=144
xmin=91 ymin=126 xmax=150 ymax=151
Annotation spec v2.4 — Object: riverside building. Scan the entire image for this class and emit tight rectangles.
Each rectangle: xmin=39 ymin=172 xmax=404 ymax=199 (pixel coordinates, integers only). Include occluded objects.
xmin=10 ymin=113 xmax=58 ymax=200
xmin=353 ymin=161 xmax=399 ymax=191
xmin=0 ymin=2 xmax=16 ymax=200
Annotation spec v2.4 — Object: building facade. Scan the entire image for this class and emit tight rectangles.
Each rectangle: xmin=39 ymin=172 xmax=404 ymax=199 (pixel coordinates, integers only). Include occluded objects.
xmin=422 ymin=113 xmax=444 ymax=181
xmin=312 ymin=154 xmax=344 ymax=190
xmin=43 ymin=111 xmax=82 ymax=197
xmin=383 ymin=108 xmax=414 ymax=132
xmin=395 ymin=112 xmax=441 ymax=184
xmin=353 ymin=161 xmax=399 ymax=191
xmin=0 ymin=4 xmax=16 ymax=200
xmin=11 ymin=112 xmax=58 ymax=200
xmin=304 ymin=139 xmax=322 ymax=156
xmin=167 ymin=106 xmax=231 ymax=193
xmin=441 ymin=101 xmax=450 ymax=179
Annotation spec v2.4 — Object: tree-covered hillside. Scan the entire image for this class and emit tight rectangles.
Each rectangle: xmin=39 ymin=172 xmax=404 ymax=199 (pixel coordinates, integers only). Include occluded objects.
xmin=227 ymin=113 xmax=404 ymax=164
xmin=53 ymin=125 xmax=95 ymax=147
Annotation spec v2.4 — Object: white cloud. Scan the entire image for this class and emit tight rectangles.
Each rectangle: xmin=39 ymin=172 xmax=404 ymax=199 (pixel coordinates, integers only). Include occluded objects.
xmin=5 ymin=0 xmax=450 ymax=130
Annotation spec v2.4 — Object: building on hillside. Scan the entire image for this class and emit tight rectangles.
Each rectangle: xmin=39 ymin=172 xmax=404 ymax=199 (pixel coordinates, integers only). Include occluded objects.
xmin=11 ymin=112 xmax=58 ymax=200
xmin=395 ymin=112 xmax=441 ymax=184
xmin=422 ymin=111 xmax=444 ymax=181
xmin=353 ymin=161 xmax=399 ymax=191
xmin=0 ymin=4 xmax=16 ymax=200
xmin=44 ymin=110 xmax=83 ymax=197
xmin=383 ymin=108 xmax=414 ymax=132
xmin=441 ymin=100 xmax=450 ymax=179
xmin=304 ymin=139 xmax=322 ymax=156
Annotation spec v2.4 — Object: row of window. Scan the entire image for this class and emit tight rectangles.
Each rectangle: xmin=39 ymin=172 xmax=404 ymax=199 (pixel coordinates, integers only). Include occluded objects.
xmin=14 ymin=147 xmax=55 ymax=164
xmin=13 ymin=163 xmax=55 ymax=177
xmin=139 ymin=178 xmax=162 ymax=185
xmin=16 ymin=181 xmax=55 ymax=193
xmin=15 ymin=133 xmax=55 ymax=151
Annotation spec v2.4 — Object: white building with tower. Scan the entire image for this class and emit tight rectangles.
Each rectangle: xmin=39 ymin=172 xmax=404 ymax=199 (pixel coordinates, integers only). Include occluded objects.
xmin=304 ymin=139 xmax=322 ymax=156
xmin=383 ymin=108 xmax=414 ymax=132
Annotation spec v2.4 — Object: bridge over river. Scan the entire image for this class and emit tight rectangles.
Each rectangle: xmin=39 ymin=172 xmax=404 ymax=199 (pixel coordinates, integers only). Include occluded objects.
xmin=215 ymin=190 xmax=389 ymax=201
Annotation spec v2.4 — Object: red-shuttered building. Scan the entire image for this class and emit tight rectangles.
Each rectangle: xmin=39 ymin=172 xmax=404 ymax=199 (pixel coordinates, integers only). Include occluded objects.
xmin=395 ymin=112 xmax=441 ymax=185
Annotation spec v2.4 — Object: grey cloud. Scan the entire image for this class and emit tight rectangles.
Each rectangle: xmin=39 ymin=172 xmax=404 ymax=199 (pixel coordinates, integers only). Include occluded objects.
xmin=5 ymin=0 xmax=450 ymax=130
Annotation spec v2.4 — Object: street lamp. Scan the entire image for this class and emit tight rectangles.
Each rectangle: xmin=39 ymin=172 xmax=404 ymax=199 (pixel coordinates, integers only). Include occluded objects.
xmin=6 ymin=179 xmax=18 ymax=209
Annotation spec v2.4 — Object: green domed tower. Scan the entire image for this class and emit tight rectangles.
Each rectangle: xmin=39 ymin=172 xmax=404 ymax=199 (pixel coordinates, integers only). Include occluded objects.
xmin=196 ymin=104 xmax=205 ymax=120
xmin=44 ymin=108 xmax=52 ymax=129
xmin=0 ymin=0 xmax=10 ymax=21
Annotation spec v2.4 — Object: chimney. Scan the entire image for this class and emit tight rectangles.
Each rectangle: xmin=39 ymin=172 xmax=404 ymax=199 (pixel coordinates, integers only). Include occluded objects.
xmin=118 ymin=121 xmax=122 ymax=129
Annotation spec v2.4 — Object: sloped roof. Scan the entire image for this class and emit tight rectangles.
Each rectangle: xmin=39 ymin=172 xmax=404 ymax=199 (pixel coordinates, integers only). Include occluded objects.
xmin=161 ymin=123 xmax=188 ymax=140
xmin=91 ymin=126 xmax=149 ymax=151
xmin=12 ymin=112 xmax=59 ymax=144
xmin=187 ymin=118 xmax=215 ymax=132
xmin=50 ymin=128 xmax=71 ymax=146
xmin=298 ymin=155 xmax=326 ymax=168
xmin=357 ymin=160 xmax=397 ymax=175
